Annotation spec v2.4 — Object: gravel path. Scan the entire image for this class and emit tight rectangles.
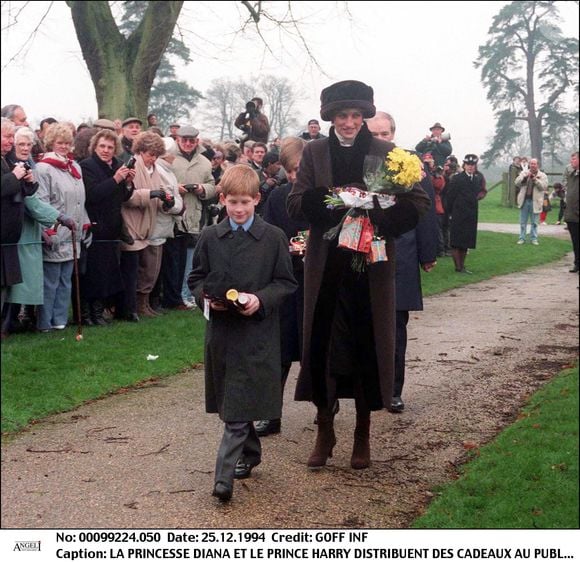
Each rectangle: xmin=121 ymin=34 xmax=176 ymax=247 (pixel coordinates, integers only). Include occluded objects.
xmin=1 ymin=230 xmax=578 ymax=529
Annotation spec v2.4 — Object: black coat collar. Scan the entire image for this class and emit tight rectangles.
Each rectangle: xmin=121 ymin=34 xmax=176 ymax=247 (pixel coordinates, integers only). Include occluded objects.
xmin=215 ymin=213 xmax=267 ymax=240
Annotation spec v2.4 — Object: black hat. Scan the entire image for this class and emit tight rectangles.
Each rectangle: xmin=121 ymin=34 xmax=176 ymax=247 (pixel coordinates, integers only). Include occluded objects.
xmin=262 ymin=151 xmax=280 ymax=167
xmin=308 ymin=119 xmax=320 ymax=125
xmin=463 ymin=154 xmax=479 ymax=165
xmin=320 ymin=80 xmax=376 ymax=121
xmin=430 ymin=122 xmax=445 ymax=132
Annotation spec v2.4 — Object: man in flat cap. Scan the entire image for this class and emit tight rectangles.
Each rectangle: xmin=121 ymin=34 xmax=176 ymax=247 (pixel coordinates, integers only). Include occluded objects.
xmin=445 ymin=154 xmax=487 ymax=273
xmin=93 ymin=118 xmax=116 ymax=131
xmin=287 ymin=80 xmax=431 ymax=472
xmin=161 ymin=125 xmax=216 ymax=311
xmin=120 ymin=117 xmax=142 ymax=164
xmin=415 ymin=121 xmax=452 ymax=167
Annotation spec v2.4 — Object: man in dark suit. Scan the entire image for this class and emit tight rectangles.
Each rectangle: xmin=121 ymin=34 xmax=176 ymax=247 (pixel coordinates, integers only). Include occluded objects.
xmin=366 ymin=111 xmax=439 ymax=412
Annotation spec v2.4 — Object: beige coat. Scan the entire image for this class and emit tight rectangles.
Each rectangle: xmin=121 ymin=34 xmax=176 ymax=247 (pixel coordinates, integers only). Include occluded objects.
xmin=171 ymin=147 xmax=216 ymax=234
xmin=515 ymin=169 xmax=548 ymax=213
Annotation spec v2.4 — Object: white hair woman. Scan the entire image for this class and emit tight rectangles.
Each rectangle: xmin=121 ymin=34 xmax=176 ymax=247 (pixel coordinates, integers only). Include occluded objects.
xmin=2 ymin=127 xmax=61 ymax=335
xmin=1 ymin=118 xmax=37 ymax=321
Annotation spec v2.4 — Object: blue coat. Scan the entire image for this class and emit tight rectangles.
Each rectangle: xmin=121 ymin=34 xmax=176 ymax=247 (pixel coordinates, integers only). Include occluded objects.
xmin=395 ymin=171 xmax=438 ymax=311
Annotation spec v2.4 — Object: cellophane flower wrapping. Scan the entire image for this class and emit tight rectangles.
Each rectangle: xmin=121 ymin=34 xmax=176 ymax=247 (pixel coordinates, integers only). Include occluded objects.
xmin=323 ymin=147 xmax=422 ymax=271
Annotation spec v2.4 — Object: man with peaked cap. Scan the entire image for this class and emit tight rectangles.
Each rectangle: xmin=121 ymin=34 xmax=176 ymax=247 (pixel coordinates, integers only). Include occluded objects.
xmin=119 ymin=117 xmax=142 ymax=164
xmin=415 ymin=121 xmax=452 ymax=166
xmin=445 ymin=154 xmax=487 ymax=274
xmin=161 ymin=124 xmax=215 ymax=311
xmin=287 ymin=80 xmax=431 ymax=471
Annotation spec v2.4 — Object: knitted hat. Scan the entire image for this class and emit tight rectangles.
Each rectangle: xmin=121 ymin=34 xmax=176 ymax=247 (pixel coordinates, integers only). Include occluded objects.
xmin=320 ymin=80 xmax=376 ymax=121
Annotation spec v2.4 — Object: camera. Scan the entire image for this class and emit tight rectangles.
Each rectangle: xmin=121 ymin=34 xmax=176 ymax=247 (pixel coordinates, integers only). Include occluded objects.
xmin=207 ymin=204 xmax=221 ymax=218
xmin=22 ymin=161 xmax=32 ymax=171
xmin=244 ymin=100 xmax=257 ymax=120
xmin=125 ymin=156 xmax=136 ymax=169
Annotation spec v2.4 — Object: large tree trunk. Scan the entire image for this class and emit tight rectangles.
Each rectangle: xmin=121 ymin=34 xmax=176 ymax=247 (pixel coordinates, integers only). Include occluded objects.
xmin=67 ymin=1 xmax=183 ymax=121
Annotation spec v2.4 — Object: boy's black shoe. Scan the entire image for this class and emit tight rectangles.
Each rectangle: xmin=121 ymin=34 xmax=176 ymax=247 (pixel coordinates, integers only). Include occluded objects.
xmin=212 ymin=482 xmax=233 ymax=502
xmin=255 ymin=419 xmax=281 ymax=436
xmin=389 ymin=397 xmax=405 ymax=413
xmin=234 ymin=457 xmax=261 ymax=479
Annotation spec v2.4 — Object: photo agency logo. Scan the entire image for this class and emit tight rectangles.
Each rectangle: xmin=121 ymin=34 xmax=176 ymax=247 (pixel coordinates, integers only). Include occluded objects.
xmin=13 ymin=541 xmax=41 ymax=552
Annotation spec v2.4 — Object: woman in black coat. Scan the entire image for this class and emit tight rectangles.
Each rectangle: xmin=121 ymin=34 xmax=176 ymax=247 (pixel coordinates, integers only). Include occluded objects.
xmin=445 ymin=154 xmax=487 ymax=274
xmin=79 ymin=129 xmax=135 ymax=324
xmin=1 ymin=118 xmax=36 ymax=313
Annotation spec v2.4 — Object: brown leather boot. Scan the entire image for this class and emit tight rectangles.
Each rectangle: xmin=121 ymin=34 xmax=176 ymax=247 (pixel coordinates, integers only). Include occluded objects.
xmin=307 ymin=409 xmax=337 ymax=468
xmin=137 ymin=293 xmax=156 ymax=318
xmin=351 ymin=411 xmax=371 ymax=469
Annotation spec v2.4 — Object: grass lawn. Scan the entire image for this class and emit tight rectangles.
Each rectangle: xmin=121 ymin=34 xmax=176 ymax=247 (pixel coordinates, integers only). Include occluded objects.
xmin=1 ymin=310 xmax=206 ymax=434
xmin=412 ymin=365 xmax=579 ymax=529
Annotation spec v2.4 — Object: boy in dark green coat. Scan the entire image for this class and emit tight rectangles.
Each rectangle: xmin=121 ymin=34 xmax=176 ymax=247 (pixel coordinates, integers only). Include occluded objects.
xmin=188 ymin=164 xmax=297 ymax=502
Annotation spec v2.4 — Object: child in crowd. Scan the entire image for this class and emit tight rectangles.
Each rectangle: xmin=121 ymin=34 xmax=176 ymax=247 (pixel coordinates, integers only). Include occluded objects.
xmin=550 ymin=182 xmax=566 ymax=225
xmin=188 ymin=164 xmax=297 ymax=502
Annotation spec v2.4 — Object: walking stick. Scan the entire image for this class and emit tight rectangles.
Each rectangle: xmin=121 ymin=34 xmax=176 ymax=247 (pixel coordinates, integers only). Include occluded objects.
xmin=71 ymin=227 xmax=83 ymax=341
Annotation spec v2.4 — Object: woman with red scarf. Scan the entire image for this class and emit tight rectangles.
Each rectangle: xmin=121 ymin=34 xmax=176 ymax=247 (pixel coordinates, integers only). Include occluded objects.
xmin=35 ymin=122 xmax=90 ymax=332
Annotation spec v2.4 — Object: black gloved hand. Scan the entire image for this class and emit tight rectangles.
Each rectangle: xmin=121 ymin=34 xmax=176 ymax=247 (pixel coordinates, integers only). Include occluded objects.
xmin=57 ymin=213 xmax=76 ymax=231
xmin=301 ymin=187 xmax=342 ymax=226
xmin=162 ymin=197 xmax=176 ymax=211
xmin=149 ymin=190 xmax=165 ymax=200
xmin=369 ymin=194 xmax=420 ymax=238
xmin=367 ymin=195 xmax=385 ymax=228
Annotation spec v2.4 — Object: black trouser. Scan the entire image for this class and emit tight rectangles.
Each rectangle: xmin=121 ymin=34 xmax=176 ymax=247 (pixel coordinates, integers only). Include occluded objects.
xmin=119 ymin=250 xmax=139 ymax=315
xmin=394 ymin=310 xmax=409 ymax=398
xmin=567 ymin=221 xmax=579 ymax=268
xmin=214 ymin=422 xmax=261 ymax=487
xmin=161 ymin=235 xmax=189 ymax=308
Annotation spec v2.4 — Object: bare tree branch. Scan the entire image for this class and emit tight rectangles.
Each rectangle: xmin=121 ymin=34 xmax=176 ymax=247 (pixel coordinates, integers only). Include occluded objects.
xmin=241 ymin=0 xmax=261 ymax=24
xmin=1 ymin=0 xmax=30 ymax=31
xmin=1 ymin=1 xmax=54 ymax=71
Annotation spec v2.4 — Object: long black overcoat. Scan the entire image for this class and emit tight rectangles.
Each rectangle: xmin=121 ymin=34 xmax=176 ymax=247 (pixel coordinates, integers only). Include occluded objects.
xmin=446 ymin=171 xmax=485 ymax=249
xmin=287 ymin=135 xmax=431 ymax=410
xmin=79 ymin=153 xmax=133 ymax=300
xmin=188 ymin=216 xmax=297 ymax=422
